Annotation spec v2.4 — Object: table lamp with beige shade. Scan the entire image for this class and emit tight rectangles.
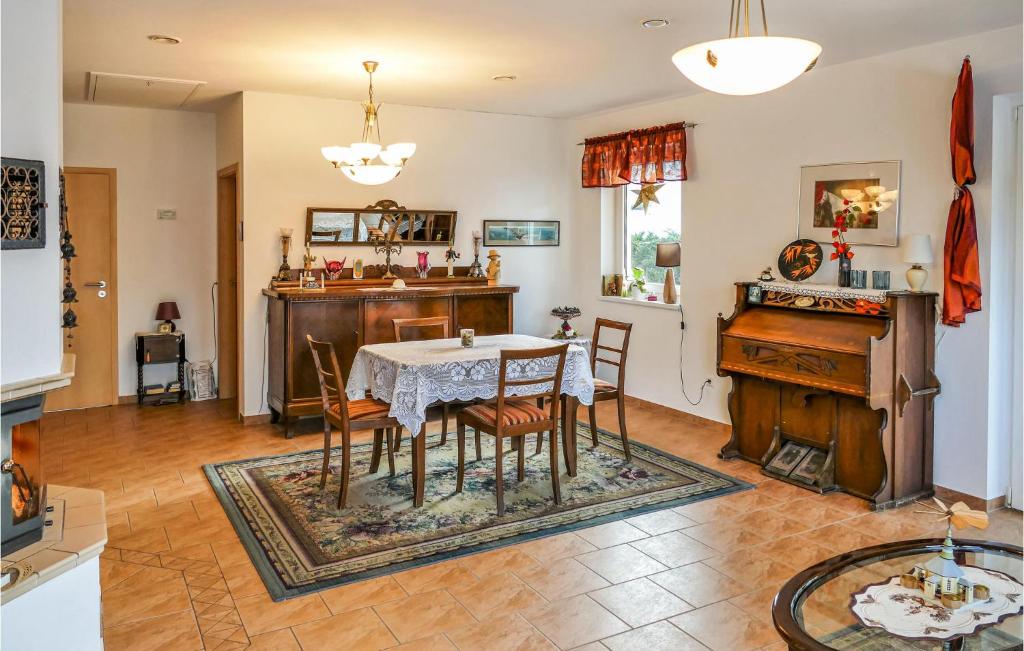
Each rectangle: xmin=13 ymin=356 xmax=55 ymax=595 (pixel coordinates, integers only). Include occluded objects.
xmin=656 ymin=242 xmax=681 ymax=304
xmin=902 ymin=234 xmax=933 ymax=291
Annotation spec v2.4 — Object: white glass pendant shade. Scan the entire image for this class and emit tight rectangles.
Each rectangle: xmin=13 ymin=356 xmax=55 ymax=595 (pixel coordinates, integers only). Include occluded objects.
xmin=387 ymin=142 xmax=416 ymax=160
xmin=672 ymin=36 xmax=820 ymax=96
xmin=341 ymin=164 xmax=401 ymax=186
xmin=350 ymin=141 xmax=382 ymax=160
xmin=321 ymin=145 xmax=350 ymax=165
xmin=378 ymin=149 xmax=402 ymax=166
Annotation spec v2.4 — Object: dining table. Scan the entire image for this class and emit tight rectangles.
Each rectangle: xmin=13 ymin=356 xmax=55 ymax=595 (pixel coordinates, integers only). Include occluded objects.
xmin=345 ymin=334 xmax=596 ymax=506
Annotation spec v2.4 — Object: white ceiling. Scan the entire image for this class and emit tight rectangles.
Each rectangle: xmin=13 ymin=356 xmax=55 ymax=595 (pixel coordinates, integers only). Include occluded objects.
xmin=63 ymin=0 xmax=1022 ymax=118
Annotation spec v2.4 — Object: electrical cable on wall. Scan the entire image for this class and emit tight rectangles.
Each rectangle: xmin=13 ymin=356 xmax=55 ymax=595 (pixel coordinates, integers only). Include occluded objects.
xmin=677 ymin=304 xmax=711 ymax=406
xmin=260 ymin=299 xmax=269 ymax=414
xmin=211 ymin=281 xmax=219 ymax=365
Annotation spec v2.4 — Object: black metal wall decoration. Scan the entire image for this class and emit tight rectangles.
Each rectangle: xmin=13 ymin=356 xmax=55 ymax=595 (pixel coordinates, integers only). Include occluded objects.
xmin=59 ymin=171 xmax=77 ymax=329
xmin=1 ymin=158 xmax=46 ymax=249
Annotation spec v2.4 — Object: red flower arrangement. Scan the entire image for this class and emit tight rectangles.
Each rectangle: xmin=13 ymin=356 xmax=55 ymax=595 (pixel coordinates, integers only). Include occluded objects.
xmin=830 ymin=200 xmax=864 ymax=261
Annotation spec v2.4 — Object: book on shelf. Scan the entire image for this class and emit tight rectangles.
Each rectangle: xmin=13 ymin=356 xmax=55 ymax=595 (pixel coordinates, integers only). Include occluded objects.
xmin=143 ymin=384 xmax=165 ymax=395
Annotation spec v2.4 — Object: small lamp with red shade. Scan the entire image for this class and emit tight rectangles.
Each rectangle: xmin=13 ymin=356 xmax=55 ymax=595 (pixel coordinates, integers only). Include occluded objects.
xmin=155 ymin=301 xmax=181 ymax=333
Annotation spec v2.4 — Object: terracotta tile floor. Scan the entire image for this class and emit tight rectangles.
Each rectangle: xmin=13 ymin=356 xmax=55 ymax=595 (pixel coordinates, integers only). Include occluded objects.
xmin=41 ymin=398 xmax=1022 ymax=650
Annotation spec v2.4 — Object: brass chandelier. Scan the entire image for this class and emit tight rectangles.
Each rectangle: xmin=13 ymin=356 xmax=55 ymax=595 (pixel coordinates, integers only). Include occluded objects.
xmin=321 ymin=61 xmax=416 ymax=185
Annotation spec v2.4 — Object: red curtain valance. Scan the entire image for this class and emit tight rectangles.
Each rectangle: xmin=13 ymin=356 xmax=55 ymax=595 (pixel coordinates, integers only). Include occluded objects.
xmin=581 ymin=122 xmax=687 ymax=188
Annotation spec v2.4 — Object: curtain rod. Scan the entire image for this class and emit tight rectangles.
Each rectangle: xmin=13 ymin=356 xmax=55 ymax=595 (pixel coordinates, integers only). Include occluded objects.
xmin=576 ymin=122 xmax=699 ymax=146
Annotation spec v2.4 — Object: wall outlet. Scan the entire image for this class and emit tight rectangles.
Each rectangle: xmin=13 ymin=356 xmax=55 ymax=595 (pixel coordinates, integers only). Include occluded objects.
xmin=157 ymin=209 xmax=177 ymax=220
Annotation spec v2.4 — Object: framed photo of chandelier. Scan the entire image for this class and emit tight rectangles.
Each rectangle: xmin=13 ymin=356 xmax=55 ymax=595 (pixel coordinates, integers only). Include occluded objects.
xmin=798 ymin=161 xmax=901 ymax=247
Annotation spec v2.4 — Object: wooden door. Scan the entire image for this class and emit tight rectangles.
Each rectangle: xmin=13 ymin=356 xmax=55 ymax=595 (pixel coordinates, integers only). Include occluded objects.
xmin=217 ymin=166 xmax=239 ymax=401
xmin=46 ymin=168 xmax=118 ymax=411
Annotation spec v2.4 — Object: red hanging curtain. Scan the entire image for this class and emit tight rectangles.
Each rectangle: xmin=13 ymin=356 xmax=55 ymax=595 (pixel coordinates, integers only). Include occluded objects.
xmin=942 ymin=57 xmax=982 ymax=326
xmin=581 ymin=122 xmax=687 ymax=188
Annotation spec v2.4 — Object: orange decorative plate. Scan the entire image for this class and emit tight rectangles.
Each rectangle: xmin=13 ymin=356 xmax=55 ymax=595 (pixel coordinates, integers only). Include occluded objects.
xmin=778 ymin=239 xmax=823 ymax=282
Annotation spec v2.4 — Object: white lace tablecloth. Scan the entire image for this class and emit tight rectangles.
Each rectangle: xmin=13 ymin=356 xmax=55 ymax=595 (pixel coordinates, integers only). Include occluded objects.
xmin=346 ymin=334 xmax=595 ymax=435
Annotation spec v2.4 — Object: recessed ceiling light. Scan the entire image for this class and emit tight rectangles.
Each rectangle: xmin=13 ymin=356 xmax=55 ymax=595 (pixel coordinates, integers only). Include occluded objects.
xmin=492 ymin=74 xmax=517 ymax=82
xmin=641 ymin=18 xmax=670 ymax=29
xmin=147 ymin=34 xmax=181 ymax=45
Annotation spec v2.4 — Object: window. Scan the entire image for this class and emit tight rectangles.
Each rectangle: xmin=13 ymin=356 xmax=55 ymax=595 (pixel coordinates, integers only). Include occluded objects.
xmin=623 ymin=182 xmax=681 ymax=287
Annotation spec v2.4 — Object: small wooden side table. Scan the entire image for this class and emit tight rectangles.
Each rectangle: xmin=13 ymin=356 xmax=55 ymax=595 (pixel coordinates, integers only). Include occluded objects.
xmin=135 ymin=332 xmax=187 ymax=405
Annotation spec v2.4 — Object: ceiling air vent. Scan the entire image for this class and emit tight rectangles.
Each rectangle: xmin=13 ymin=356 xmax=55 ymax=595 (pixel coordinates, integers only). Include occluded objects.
xmin=87 ymin=72 xmax=206 ymax=109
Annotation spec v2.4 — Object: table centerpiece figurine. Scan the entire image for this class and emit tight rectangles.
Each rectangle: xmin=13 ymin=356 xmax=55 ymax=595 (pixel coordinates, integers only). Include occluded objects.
xmin=551 ymin=306 xmax=582 ymax=339
xmin=898 ymin=498 xmax=990 ymax=607
xmin=277 ymin=228 xmax=293 ymax=281
xmin=445 ymin=245 xmax=460 ymax=278
xmin=758 ymin=267 xmax=775 ymax=282
xmin=467 ymin=230 xmax=485 ymax=278
xmin=416 ymin=251 xmax=431 ymax=279
xmin=486 ymin=250 xmax=501 ymax=285
xmin=848 ymin=497 xmax=1024 ymax=643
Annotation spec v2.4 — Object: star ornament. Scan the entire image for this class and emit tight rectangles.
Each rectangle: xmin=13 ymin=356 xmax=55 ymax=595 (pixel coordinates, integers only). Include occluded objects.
xmin=630 ymin=183 xmax=664 ymax=213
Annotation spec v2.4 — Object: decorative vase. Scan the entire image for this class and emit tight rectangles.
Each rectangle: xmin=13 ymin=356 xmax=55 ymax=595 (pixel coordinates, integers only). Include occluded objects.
xmin=837 ymin=256 xmax=852 ymax=288
xmin=415 ymin=251 xmax=430 ymax=279
xmin=630 ymin=285 xmax=642 ymax=300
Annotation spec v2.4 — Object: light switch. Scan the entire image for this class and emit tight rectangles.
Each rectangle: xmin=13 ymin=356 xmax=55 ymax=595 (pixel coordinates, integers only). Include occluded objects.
xmin=157 ymin=209 xmax=177 ymax=220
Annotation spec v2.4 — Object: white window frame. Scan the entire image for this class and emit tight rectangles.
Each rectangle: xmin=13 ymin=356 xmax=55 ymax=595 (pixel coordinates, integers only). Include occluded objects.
xmin=617 ymin=184 xmax=682 ymax=296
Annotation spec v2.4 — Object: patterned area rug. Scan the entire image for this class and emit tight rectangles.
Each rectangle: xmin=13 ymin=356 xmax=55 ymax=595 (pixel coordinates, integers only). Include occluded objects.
xmin=204 ymin=423 xmax=751 ymax=601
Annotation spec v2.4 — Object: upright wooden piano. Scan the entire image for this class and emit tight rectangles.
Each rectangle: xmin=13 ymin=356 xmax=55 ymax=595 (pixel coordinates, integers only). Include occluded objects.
xmin=263 ymin=269 xmax=517 ymax=436
xmin=717 ymin=282 xmax=940 ymax=510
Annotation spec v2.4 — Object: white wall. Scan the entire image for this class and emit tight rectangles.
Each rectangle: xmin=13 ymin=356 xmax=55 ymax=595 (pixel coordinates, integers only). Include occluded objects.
xmin=63 ymin=104 xmax=218 ymax=396
xmin=1 ymin=0 xmax=64 ymax=386
xmin=567 ymin=26 xmax=1022 ymax=500
xmin=239 ymin=91 xmax=571 ymax=416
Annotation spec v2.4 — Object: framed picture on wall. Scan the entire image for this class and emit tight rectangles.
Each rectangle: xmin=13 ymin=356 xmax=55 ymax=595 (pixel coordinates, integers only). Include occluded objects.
xmin=483 ymin=220 xmax=560 ymax=247
xmin=798 ymin=161 xmax=901 ymax=246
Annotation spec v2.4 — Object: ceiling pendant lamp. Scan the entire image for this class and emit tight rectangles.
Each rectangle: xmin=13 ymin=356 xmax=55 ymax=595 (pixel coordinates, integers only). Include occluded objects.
xmin=672 ymin=0 xmax=821 ymax=96
xmin=321 ymin=61 xmax=415 ymax=185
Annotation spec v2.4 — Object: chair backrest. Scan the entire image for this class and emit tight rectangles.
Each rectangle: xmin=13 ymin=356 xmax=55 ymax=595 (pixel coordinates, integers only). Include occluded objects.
xmin=392 ymin=316 xmax=450 ymax=342
xmin=592 ymin=318 xmax=632 ymax=389
xmin=306 ymin=335 xmax=349 ymax=422
xmin=496 ymin=344 xmax=569 ymax=428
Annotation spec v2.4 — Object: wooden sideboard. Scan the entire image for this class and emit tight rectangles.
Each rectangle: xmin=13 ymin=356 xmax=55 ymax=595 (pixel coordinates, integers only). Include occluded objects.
xmin=263 ymin=274 xmax=517 ymax=436
xmin=717 ymin=282 xmax=940 ymax=510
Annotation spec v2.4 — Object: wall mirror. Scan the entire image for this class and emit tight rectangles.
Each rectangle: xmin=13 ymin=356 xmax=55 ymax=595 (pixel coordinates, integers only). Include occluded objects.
xmin=306 ymin=200 xmax=457 ymax=246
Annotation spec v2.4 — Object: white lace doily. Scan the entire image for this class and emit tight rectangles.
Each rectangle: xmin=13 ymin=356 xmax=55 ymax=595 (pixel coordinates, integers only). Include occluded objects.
xmin=851 ymin=565 xmax=1023 ymax=641
xmin=759 ymin=280 xmax=889 ymax=302
xmin=346 ymin=334 xmax=595 ymax=435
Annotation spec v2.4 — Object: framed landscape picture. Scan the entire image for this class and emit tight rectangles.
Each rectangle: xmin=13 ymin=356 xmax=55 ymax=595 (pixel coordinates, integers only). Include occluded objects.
xmin=483 ymin=220 xmax=560 ymax=247
xmin=798 ymin=161 xmax=901 ymax=246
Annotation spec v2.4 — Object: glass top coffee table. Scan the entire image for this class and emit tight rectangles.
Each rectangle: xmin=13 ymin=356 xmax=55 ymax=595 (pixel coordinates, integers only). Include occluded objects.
xmin=773 ymin=538 xmax=1023 ymax=650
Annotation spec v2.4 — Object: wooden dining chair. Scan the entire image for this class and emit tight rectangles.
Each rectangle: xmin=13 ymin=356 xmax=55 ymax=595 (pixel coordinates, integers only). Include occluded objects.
xmin=455 ymin=344 xmax=568 ymax=516
xmin=392 ymin=316 xmax=454 ymax=448
xmin=587 ymin=318 xmax=633 ymax=460
xmin=307 ymin=335 xmax=400 ymax=508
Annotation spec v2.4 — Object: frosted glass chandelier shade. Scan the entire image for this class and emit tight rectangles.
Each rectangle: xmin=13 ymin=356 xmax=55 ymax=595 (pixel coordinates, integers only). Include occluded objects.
xmin=340 ymin=164 xmax=402 ymax=186
xmin=672 ymin=36 xmax=820 ymax=96
xmin=320 ymin=61 xmax=415 ymax=185
xmin=672 ymin=1 xmax=821 ymax=96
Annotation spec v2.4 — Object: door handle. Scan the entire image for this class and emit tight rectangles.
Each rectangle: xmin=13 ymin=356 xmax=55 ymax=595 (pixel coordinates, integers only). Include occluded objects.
xmin=84 ymin=280 xmax=107 ymax=288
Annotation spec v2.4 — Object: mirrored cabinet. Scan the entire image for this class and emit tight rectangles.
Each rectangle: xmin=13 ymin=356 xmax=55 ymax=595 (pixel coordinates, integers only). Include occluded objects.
xmin=306 ymin=199 xmax=457 ymax=246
